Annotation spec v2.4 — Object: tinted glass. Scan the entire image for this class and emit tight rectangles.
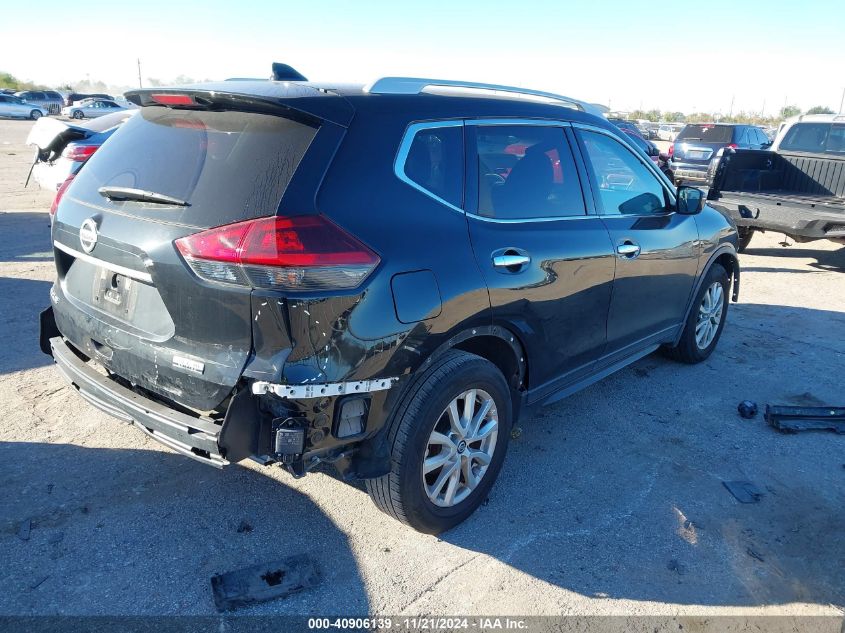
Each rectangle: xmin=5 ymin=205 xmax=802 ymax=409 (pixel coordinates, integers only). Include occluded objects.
xmin=579 ymin=130 xmax=667 ymax=216
xmin=676 ymin=124 xmax=734 ymax=144
xmin=826 ymin=125 xmax=845 ymax=153
xmin=72 ymin=107 xmax=318 ymax=228
xmin=474 ymin=125 xmax=585 ymax=219
xmin=780 ymin=123 xmax=838 ymax=153
xmin=404 ymin=126 xmax=463 ymax=208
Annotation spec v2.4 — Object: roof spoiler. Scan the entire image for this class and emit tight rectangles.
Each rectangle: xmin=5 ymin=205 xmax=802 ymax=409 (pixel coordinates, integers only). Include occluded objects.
xmin=271 ymin=63 xmax=307 ymax=82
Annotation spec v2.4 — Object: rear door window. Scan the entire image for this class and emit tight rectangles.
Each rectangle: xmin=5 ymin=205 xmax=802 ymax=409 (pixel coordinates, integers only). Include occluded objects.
xmin=472 ymin=125 xmax=585 ymax=219
xmin=402 ymin=125 xmax=464 ymax=208
xmin=70 ymin=107 xmax=318 ymax=228
xmin=780 ymin=123 xmax=844 ymax=154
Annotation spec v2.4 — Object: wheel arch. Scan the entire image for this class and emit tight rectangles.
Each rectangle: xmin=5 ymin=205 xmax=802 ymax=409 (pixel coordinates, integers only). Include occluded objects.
xmin=673 ymin=245 xmax=739 ymax=346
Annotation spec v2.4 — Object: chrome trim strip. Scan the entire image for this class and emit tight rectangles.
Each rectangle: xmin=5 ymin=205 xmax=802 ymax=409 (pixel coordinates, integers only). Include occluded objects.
xmin=394 ymin=120 xmax=465 ymax=214
xmin=465 ymin=118 xmax=573 ymax=127
xmin=252 ymin=377 xmax=399 ymax=399
xmin=467 ymin=212 xmax=598 ymax=224
xmin=54 ymin=241 xmax=153 ymax=283
xmin=365 ymin=77 xmax=604 ymax=116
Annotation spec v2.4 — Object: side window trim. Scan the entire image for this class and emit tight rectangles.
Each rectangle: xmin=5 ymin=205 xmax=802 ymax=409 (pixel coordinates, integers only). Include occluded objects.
xmin=394 ymin=120 xmax=465 ymax=214
xmin=571 ymin=122 xmax=676 ymax=216
xmin=464 ymin=118 xmax=592 ymax=223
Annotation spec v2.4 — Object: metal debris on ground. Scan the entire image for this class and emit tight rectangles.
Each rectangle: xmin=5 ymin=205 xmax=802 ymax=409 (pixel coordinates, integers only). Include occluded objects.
xmin=210 ymin=554 xmax=320 ymax=611
xmin=765 ymin=405 xmax=845 ymax=434
xmin=723 ymin=481 xmax=764 ymax=504
xmin=737 ymin=400 xmax=758 ymax=419
xmin=17 ymin=519 xmax=31 ymax=541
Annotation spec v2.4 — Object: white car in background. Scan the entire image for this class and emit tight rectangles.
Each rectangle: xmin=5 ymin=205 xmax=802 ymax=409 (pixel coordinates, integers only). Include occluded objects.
xmin=61 ymin=99 xmax=129 ymax=120
xmin=0 ymin=94 xmax=49 ymax=120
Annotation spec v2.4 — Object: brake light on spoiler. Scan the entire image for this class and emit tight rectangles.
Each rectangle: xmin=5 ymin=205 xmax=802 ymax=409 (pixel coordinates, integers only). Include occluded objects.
xmin=175 ymin=215 xmax=380 ymax=291
xmin=150 ymin=94 xmax=196 ymax=106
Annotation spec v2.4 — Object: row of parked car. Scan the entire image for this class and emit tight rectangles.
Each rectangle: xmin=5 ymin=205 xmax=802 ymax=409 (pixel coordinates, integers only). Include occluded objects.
xmin=0 ymin=88 xmax=132 ymax=120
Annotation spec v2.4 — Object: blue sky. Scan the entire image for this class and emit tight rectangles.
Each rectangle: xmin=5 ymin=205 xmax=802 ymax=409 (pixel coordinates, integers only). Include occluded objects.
xmin=2 ymin=0 xmax=843 ymax=114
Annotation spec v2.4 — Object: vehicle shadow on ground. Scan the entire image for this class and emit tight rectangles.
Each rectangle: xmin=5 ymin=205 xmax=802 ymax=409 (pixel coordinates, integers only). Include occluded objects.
xmin=0 ymin=212 xmax=53 ymax=263
xmin=0 ymin=277 xmax=53 ymax=374
xmin=743 ymin=243 xmax=845 ymax=272
xmin=0 ymin=441 xmax=369 ymax=615
xmin=438 ymin=302 xmax=845 ymax=609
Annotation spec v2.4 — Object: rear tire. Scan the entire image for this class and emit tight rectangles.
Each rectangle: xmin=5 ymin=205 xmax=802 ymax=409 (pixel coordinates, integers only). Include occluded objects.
xmin=366 ymin=350 xmax=512 ymax=534
xmin=30 ymin=110 xmax=41 ymax=120
xmin=72 ymin=110 xmax=84 ymax=120
xmin=664 ymin=263 xmax=729 ymax=364
xmin=737 ymin=227 xmax=754 ymax=252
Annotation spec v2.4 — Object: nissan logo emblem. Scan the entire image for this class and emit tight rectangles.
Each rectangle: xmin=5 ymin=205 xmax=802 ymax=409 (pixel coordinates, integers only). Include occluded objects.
xmin=79 ymin=218 xmax=98 ymax=253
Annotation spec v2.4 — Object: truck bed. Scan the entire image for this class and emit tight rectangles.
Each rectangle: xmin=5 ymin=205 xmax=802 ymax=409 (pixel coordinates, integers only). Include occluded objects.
xmin=707 ymin=149 xmax=845 ymax=243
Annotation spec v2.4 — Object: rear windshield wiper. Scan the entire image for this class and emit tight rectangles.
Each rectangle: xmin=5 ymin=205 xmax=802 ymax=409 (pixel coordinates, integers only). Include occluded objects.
xmin=98 ymin=186 xmax=190 ymax=206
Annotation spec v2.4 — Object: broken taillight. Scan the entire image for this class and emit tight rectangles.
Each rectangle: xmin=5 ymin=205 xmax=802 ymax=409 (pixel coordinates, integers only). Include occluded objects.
xmin=50 ymin=174 xmax=75 ymax=216
xmin=174 ymin=215 xmax=380 ymax=291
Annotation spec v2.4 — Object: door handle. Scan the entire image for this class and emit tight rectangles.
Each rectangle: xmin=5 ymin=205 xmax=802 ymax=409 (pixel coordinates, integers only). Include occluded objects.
xmin=492 ymin=254 xmax=530 ymax=269
xmin=616 ymin=242 xmax=641 ymax=258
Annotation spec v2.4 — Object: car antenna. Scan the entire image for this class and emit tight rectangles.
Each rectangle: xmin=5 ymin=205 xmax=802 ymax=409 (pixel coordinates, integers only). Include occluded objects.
xmin=271 ymin=63 xmax=307 ymax=82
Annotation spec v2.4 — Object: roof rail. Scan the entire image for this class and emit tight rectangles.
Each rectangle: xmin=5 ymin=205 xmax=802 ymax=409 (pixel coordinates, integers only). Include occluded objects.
xmin=364 ymin=77 xmax=603 ymax=116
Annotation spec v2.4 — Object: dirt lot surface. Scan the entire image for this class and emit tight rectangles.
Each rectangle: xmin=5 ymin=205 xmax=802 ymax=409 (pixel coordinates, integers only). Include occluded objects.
xmin=0 ymin=118 xmax=843 ymax=617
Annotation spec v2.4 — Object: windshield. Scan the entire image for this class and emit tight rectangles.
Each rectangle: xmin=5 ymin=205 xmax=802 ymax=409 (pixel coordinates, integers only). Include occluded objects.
xmin=676 ymin=124 xmax=734 ymax=143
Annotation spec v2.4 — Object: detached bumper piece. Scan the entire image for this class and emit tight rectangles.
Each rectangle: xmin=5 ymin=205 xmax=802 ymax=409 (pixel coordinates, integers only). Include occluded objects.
xmin=49 ymin=336 xmax=228 ymax=467
xmin=765 ymin=405 xmax=845 ymax=434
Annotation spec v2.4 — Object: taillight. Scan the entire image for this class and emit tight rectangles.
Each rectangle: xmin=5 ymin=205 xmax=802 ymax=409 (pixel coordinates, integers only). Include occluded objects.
xmin=61 ymin=144 xmax=98 ymax=162
xmin=668 ymin=143 xmax=674 ymax=158
xmin=726 ymin=143 xmax=738 ymax=150
xmin=151 ymin=94 xmax=195 ymax=106
xmin=50 ymin=174 xmax=75 ymax=216
xmin=175 ymin=215 xmax=380 ymax=291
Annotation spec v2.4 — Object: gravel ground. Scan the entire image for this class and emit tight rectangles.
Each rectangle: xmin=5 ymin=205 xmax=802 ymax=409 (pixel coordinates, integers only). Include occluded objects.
xmin=0 ymin=118 xmax=843 ymax=617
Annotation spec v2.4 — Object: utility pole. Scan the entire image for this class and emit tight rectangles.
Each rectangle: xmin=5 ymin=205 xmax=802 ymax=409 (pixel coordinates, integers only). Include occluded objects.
xmin=839 ymin=86 xmax=845 ymax=114
xmin=761 ymin=98 xmax=765 ymax=117
xmin=728 ymin=94 xmax=735 ymax=118
xmin=137 ymin=59 xmax=142 ymax=89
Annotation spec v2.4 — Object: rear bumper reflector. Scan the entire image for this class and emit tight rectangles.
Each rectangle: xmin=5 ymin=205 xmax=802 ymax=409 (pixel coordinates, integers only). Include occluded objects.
xmin=49 ymin=336 xmax=227 ymax=468
xmin=251 ymin=377 xmax=398 ymax=399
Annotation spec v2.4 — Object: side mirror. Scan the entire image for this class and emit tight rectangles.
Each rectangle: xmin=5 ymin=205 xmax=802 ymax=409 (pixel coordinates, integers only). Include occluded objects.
xmin=648 ymin=145 xmax=660 ymax=157
xmin=761 ymin=141 xmax=772 ymax=149
xmin=676 ymin=185 xmax=705 ymax=214
xmin=658 ymin=152 xmax=670 ymax=162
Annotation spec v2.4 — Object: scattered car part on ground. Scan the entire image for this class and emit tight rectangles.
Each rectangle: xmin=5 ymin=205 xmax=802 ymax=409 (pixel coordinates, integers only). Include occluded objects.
xmin=737 ymin=400 xmax=759 ymax=419
xmin=765 ymin=405 xmax=845 ymax=434
xmin=40 ymin=69 xmax=740 ymax=533
xmin=210 ymin=554 xmax=320 ymax=611
xmin=706 ymin=115 xmax=845 ymax=251
xmin=722 ymin=481 xmax=763 ymax=504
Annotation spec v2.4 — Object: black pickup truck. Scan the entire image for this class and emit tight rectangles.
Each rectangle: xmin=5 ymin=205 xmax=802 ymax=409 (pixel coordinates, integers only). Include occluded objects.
xmin=705 ymin=117 xmax=845 ymax=251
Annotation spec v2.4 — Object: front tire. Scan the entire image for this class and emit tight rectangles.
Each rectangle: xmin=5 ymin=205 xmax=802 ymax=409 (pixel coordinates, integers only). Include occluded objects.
xmin=664 ymin=263 xmax=730 ymax=364
xmin=366 ymin=350 xmax=512 ymax=534
xmin=72 ymin=110 xmax=84 ymax=119
xmin=30 ymin=110 xmax=42 ymax=120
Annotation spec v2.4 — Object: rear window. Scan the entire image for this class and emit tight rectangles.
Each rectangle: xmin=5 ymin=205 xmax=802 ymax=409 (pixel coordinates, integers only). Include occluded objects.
xmin=676 ymin=124 xmax=735 ymax=144
xmin=71 ymin=107 xmax=318 ymax=228
xmin=779 ymin=123 xmax=845 ymax=154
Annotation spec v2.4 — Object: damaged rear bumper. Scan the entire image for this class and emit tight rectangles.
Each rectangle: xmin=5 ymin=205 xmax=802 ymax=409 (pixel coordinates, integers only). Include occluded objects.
xmin=49 ymin=335 xmax=228 ymax=468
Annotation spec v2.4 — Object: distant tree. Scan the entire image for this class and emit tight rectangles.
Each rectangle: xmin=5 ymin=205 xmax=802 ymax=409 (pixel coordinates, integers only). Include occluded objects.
xmin=779 ymin=105 xmax=801 ymax=119
xmin=665 ymin=111 xmax=686 ymax=123
xmin=146 ymin=77 xmax=164 ymax=87
xmin=805 ymin=105 xmax=834 ymax=115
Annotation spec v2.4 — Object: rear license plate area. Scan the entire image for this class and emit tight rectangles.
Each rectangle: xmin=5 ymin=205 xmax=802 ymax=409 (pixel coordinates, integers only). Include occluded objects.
xmin=92 ymin=268 xmax=138 ymax=320
xmin=687 ymin=150 xmax=708 ymax=160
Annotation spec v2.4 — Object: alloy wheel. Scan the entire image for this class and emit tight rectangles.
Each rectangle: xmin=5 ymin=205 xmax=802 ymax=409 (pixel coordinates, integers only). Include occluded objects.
xmin=422 ymin=389 xmax=499 ymax=508
xmin=695 ymin=281 xmax=724 ymax=349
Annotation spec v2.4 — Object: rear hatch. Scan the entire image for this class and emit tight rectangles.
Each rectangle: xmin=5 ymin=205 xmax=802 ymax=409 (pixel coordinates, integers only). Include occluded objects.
xmin=51 ymin=97 xmax=321 ymax=410
xmin=673 ymin=124 xmax=736 ymax=166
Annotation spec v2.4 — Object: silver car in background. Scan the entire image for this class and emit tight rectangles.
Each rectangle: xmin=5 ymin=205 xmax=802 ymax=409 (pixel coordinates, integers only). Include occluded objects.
xmin=14 ymin=90 xmax=64 ymax=114
xmin=61 ymin=99 xmax=128 ymax=120
xmin=0 ymin=94 xmax=49 ymax=120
